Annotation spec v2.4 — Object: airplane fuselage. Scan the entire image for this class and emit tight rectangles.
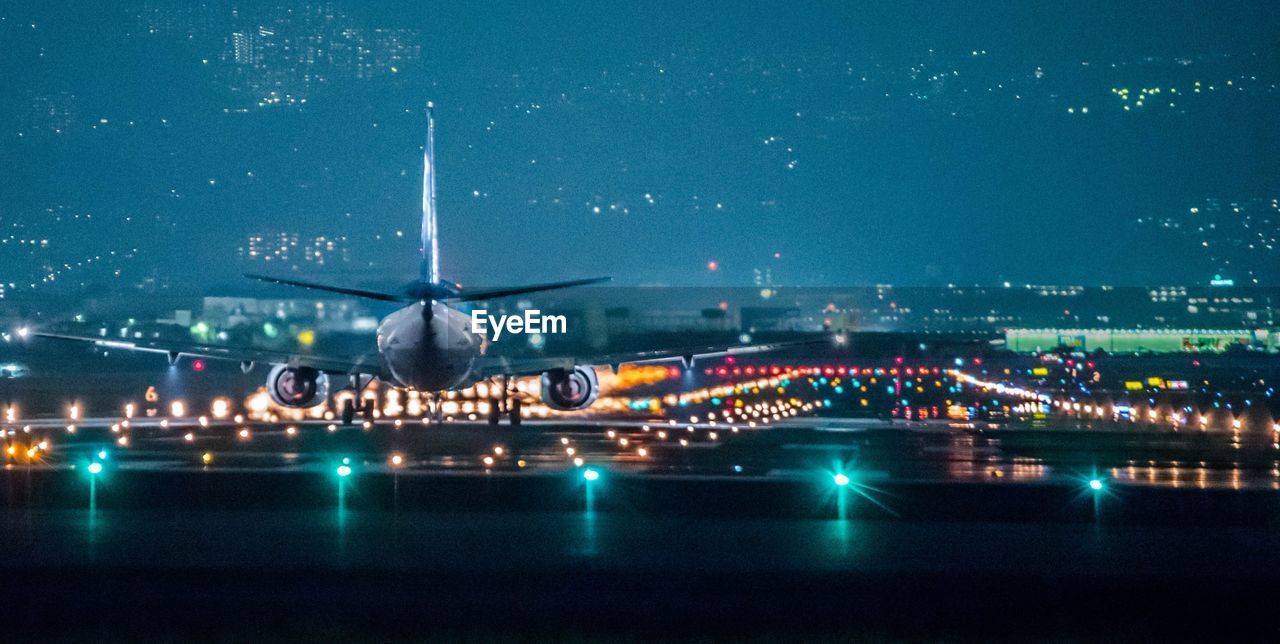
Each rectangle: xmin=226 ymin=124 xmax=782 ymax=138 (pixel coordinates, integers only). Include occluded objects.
xmin=376 ymin=302 xmax=484 ymax=391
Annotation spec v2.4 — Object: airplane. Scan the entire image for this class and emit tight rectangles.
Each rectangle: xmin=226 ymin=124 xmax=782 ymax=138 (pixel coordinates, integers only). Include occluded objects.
xmin=26 ymin=102 xmax=821 ymax=426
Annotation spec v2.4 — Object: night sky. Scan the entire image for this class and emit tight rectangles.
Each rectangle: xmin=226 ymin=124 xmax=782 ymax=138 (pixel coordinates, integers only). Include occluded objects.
xmin=2 ymin=1 xmax=1278 ymax=292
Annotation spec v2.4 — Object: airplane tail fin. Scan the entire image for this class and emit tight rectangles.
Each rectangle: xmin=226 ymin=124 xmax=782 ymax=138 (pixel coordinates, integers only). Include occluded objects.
xmin=244 ymin=102 xmax=612 ymax=306
xmin=421 ymin=101 xmax=439 ymax=284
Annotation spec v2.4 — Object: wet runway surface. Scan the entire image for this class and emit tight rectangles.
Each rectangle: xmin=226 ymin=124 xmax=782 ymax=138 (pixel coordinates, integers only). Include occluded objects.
xmin=10 ymin=413 xmax=1280 ymax=488
xmin=7 ymin=416 xmax=1280 ymax=639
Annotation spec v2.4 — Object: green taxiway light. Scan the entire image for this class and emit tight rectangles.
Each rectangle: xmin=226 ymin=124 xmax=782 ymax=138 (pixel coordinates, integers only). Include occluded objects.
xmin=1089 ymin=479 xmax=1103 ymax=491
xmin=833 ymin=473 xmax=850 ymax=487
xmin=87 ymin=462 xmax=103 ymax=475
xmin=583 ymin=468 xmax=600 ymax=482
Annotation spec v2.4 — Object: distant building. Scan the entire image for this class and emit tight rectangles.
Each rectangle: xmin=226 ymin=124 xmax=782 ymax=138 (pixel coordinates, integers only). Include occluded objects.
xmin=231 ymin=31 xmax=256 ymax=65
xmin=216 ymin=3 xmax=421 ymax=109
xmin=1005 ymin=328 xmax=1274 ymax=354
xmin=238 ymin=232 xmax=352 ymax=268
xmin=202 ymin=295 xmax=377 ymax=332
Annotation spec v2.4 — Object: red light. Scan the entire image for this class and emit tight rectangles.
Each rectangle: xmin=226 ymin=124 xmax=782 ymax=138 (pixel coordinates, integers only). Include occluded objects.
xmin=745 ymin=366 xmax=755 ymax=375
xmin=707 ymin=260 xmax=718 ymax=271
xmin=668 ymin=366 xmax=681 ymax=378
xmin=895 ymin=356 xmax=904 ymax=365
xmin=716 ymin=367 xmax=728 ymax=376
xmin=973 ymin=358 xmax=982 ymax=365
xmin=726 ymin=356 xmax=736 ymax=365
xmin=192 ymin=359 xmax=205 ymax=372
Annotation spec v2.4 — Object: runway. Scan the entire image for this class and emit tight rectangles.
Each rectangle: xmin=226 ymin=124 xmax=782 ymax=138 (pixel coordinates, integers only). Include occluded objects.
xmin=7 ymin=412 xmax=1280 ymax=489
xmin=6 ymin=413 xmax=1280 ymax=638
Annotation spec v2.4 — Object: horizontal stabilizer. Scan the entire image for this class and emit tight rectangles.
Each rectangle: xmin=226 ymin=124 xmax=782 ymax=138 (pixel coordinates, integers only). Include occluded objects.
xmin=243 ymin=274 xmax=404 ymax=302
xmin=245 ymin=273 xmax=610 ymax=303
xmin=454 ymin=276 xmax=611 ymax=302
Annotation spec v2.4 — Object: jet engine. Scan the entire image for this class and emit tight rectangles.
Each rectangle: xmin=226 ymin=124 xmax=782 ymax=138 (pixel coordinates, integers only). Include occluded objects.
xmin=540 ymin=366 xmax=599 ymax=411
xmin=266 ymin=364 xmax=329 ymax=408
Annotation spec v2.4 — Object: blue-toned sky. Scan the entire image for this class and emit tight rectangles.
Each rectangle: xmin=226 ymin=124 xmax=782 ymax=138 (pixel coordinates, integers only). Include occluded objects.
xmin=2 ymin=1 xmax=1278 ymax=291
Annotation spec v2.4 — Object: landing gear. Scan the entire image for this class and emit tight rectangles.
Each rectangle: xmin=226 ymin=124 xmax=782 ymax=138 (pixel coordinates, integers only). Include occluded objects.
xmin=338 ymin=374 xmax=376 ymax=426
xmin=428 ymin=392 xmax=444 ymax=424
xmin=509 ymin=397 xmax=522 ymax=426
xmin=485 ymin=376 xmax=523 ymax=425
xmin=340 ymin=397 xmax=374 ymax=426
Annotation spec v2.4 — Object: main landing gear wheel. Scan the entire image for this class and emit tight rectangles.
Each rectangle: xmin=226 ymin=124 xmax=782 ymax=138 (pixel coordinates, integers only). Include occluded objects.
xmin=487 ymin=398 xmax=502 ymax=425
xmin=340 ymin=397 xmax=375 ymax=426
xmin=339 ymin=374 xmax=376 ymax=427
xmin=509 ymin=398 xmax=522 ymax=426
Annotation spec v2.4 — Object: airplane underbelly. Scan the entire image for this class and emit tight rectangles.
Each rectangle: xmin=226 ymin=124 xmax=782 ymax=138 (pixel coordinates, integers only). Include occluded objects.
xmin=383 ymin=344 xmax=477 ymax=391
xmin=377 ymin=303 xmax=482 ymax=392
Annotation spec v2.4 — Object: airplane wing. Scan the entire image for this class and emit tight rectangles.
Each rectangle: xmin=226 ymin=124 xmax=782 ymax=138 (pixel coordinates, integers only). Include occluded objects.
xmin=29 ymin=331 xmax=381 ymax=375
xmin=473 ymin=337 xmax=830 ymax=379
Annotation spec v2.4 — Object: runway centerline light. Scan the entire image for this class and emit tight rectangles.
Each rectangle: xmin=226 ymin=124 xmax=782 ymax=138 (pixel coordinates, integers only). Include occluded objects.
xmin=833 ymin=473 xmax=850 ymax=487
